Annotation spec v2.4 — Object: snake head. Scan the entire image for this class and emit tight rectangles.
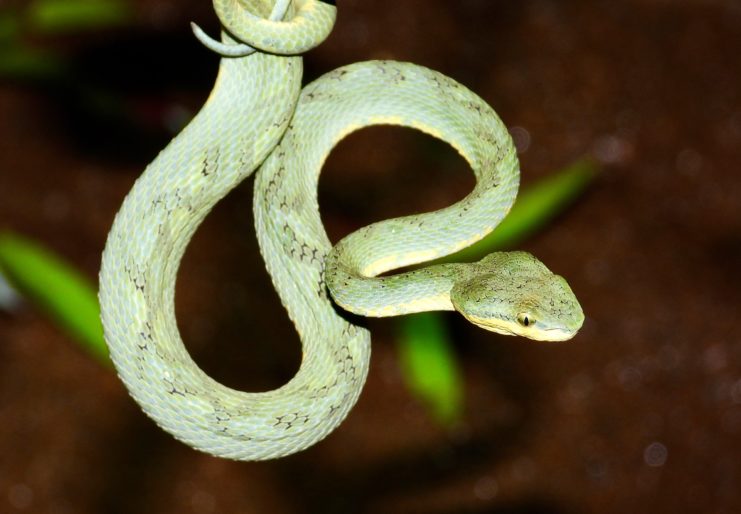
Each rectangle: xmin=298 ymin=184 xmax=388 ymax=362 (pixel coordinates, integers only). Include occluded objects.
xmin=450 ymin=252 xmax=584 ymax=342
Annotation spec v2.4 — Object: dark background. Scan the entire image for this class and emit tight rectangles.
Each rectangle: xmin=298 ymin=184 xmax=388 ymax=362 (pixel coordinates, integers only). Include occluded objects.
xmin=1 ymin=0 xmax=740 ymax=512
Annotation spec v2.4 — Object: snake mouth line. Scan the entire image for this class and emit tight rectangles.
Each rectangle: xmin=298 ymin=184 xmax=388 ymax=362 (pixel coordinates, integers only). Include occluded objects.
xmin=463 ymin=313 xmax=577 ymax=342
xmin=533 ymin=327 xmax=578 ymax=342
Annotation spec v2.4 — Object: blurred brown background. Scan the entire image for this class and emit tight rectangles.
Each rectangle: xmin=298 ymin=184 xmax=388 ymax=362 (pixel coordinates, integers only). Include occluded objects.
xmin=1 ymin=0 xmax=740 ymax=512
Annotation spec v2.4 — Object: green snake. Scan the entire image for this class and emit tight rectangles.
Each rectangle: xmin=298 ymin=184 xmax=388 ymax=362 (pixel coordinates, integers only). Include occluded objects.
xmin=99 ymin=0 xmax=584 ymax=461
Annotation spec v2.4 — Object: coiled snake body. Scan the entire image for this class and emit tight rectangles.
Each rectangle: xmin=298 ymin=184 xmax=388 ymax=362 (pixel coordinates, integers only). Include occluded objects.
xmin=99 ymin=0 xmax=584 ymax=461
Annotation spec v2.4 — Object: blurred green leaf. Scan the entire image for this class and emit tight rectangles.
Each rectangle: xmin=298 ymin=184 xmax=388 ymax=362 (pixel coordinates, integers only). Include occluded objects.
xmin=0 ymin=232 xmax=109 ymax=362
xmin=0 ymin=0 xmax=133 ymax=80
xmin=440 ymin=158 xmax=598 ymax=263
xmin=397 ymin=312 xmax=463 ymax=426
xmin=0 ymin=47 xmax=63 ymax=79
xmin=28 ymin=0 xmax=132 ymax=33
xmin=0 ymin=13 xmax=21 ymax=41
xmin=396 ymin=157 xmax=598 ymax=426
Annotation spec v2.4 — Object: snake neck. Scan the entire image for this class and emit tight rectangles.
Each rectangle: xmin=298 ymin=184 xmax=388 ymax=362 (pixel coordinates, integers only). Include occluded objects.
xmin=325 ymin=244 xmax=468 ymax=316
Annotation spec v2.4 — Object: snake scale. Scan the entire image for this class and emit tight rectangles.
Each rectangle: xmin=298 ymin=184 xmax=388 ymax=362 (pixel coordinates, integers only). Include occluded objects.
xmin=99 ymin=0 xmax=584 ymax=461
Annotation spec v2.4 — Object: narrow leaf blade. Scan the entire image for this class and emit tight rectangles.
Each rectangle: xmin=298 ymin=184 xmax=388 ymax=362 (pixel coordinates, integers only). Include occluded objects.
xmin=397 ymin=312 xmax=463 ymax=426
xmin=441 ymin=157 xmax=598 ymax=262
xmin=28 ymin=0 xmax=132 ymax=33
xmin=0 ymin=232 xmax=108 ymax=362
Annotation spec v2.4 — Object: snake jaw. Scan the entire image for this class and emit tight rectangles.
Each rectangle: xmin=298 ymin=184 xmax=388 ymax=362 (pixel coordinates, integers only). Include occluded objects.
xmin=459 ymin=311 xmax=582 ymax=342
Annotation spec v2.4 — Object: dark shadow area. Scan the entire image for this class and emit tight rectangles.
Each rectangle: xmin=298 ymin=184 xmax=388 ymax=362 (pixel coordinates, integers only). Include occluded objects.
xmin=46 ymin=30 xmax=217 ymax=164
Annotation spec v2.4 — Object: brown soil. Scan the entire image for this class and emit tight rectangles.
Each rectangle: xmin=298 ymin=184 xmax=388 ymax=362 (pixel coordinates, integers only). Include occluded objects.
xmin=1 ymin=1 xmax=740 ymax=513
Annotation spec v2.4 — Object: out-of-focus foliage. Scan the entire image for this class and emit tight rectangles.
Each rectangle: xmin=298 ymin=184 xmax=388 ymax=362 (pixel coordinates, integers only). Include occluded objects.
xmin=0 ymin=232 xmax=108 ymax=362
xmin=0 ymin=0 xmax=132 ymax=79
xmin=0 ymin=12 xmax=21 ymax=40
xmin=27 ymin=0 xmax=131 ymax=33
xmin=0 ymin=46 xmax=62 ymax=79
xmin=398 ymin=312 xmax=463 ymax=426
xmin=438 ymin=158 xmax=598 ymax=264
xmin=396 ymin=158 xmax=597 ymax=426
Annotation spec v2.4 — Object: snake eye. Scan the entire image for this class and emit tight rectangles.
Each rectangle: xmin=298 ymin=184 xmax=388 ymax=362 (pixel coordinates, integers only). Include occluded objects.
xmin=517 ymin=313 xmax=534 ymax=327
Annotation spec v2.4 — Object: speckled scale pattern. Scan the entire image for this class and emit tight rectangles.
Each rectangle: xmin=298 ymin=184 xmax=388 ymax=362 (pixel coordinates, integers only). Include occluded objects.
xmin=99 ymin=0 xmax=578 ymax=462
xmin=99 ymin=49 xmax=324 ymax=460
xmin=214 ymin=0 xmax=336 ymax=54
xmin=99 ymin=0 xmax=347 ymax=461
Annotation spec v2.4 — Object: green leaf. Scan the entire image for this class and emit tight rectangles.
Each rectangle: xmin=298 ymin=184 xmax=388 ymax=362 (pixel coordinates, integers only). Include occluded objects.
xmin=0 ymin=47 xmax=64 ymax=79
xmin=440 ymin=157 xmax=598 ymax=263
xmin=396 ymin=312 xmax=463 ymax=426
xmin=27 ymin=0 xmax=132 ymax=33
xmin=0 ymin=13 xmax=21 ymax=42
xmin=0 ymin=232 xmax=109 ymax=362
xmin=396 ymin=157 xmax=598 ymax=426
